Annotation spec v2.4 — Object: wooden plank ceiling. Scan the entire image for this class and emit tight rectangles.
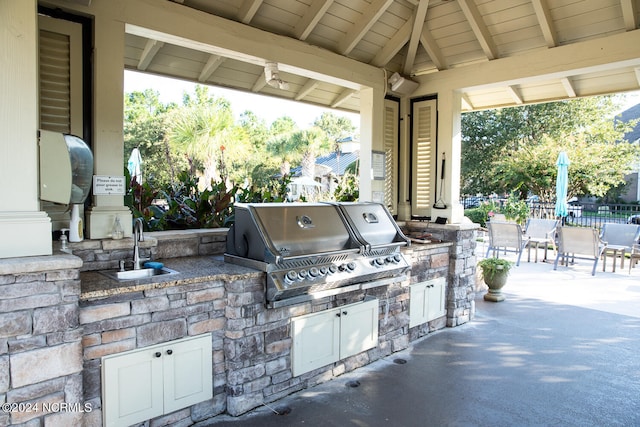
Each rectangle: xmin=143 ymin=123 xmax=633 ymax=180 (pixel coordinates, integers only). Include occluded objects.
xmin=124 ymin=0 xmax=640 ymax=112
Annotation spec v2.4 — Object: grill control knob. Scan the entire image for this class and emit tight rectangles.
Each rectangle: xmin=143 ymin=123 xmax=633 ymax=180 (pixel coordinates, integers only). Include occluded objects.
xmin=309 ymin=267 xmax=320 ymax=278
xmin=319 ymin=266 xmax=328 ymax=276
xmin=329 ymin=264 xmax=338 ymax=274
xmin=374 ymin=258 xmax=385 ymax=266
xmin=346 ymin=262 xmax=356 ymax=271
xmin=285 ymin=270 xmax=298 ymax=283
xmin=298 ymin=269 xmax=308 ymax=280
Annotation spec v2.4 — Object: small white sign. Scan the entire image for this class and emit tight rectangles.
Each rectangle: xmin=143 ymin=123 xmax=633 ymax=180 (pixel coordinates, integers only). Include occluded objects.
xmin=93 ymin=175 xmax=126 ymax=195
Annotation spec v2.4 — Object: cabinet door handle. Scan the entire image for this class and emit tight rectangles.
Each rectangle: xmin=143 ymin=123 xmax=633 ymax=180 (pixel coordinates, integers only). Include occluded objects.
xmin=342 ymin=311 xmax=348 ymax=316
xmin=336 ymin=313 xmax=341 ymax=317
xmin=154 ymin=352 xmax=161 ymax=358
xmin=166 ymin=349 xmax=173 ymax=355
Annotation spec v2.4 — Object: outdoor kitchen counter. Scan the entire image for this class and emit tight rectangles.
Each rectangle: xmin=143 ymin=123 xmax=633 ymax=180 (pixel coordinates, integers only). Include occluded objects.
xmin=80 ymin=255 xmax=262 ymax=300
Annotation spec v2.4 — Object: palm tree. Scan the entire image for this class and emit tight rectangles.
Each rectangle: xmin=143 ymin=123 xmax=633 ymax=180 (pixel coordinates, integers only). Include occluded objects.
xmin=290 ymin=127 xmax=331 ymax=179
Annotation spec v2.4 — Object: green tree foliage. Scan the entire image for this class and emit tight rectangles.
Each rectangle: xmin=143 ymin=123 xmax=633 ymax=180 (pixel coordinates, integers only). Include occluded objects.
xmin=462 ymin=96 xmax=639 ymax=200
xmin=314 ymin=111 xmax=356 ymax=144
xmin=124 ymin=89 xmax=178 ymax=186
xmin=124 ymin=84 xmax=359 ymax=216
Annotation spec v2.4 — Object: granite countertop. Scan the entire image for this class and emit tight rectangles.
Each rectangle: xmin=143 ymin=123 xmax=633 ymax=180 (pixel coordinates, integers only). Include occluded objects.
xmin=80 ymin=255 xmax=263 ymax=300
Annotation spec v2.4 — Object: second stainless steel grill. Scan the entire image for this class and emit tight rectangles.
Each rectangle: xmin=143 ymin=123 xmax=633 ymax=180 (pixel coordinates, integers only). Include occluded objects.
xmin=225 ymin=202 xmax=410 ymax=307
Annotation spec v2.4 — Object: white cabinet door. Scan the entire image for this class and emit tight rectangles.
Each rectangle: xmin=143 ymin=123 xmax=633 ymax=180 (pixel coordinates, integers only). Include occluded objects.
xmin=409 ymin=282 xmax=428 ymax=328
xmin=340 ymin=298 xmax=379 ymax=359
xmin=426 ymin=278 xmax=446 ymax=321
xmin=103 ymin=334 xmax=212 ymax=427
xmin=292 ymin=298 xmax=379 ymax=376
xmin=164 ymin=334 xmax=213 ymax=414
xmin=103 ymin=346 xmax=164 ymax=427
xmin=292 ymin=309 xmax=341 ymax=377
xmin=409 ymin=277 xmax=446 ymax=327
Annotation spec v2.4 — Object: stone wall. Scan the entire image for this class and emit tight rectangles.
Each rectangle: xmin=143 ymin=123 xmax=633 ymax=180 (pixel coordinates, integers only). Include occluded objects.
xmin=403 ymin=221 xmax=478 ymax=327
xmin=79 ymin=275 xmax=237 ymax=426
xmin=61 ymin=229 xmax=228 ymax=272
xmin=0 ymin=223 xmax=478 ymax=426
xmin=0 ymin=256 xmax=84 ymax=426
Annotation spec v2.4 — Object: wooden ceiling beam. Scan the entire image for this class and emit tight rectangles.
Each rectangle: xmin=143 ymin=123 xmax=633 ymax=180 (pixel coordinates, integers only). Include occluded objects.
xmin=403 ymin=0 xmax=430 ymax=75
xmin=198 ymin=55 xmax=226 ymax=82
xmin=331 ymin=89 xmax=356 ymax=108
xmin=420 ymin=25 xmax=446 ymax=70
xmin=371 ymin=19 xmax=412 ymax=67
xmin=620 ymin=0 xmax=638 ymax=31
xmin=137 ymin=38 xmax=164 ymax=70
xmin=458 ymin=0 xmax=498 ymax=60
xmin=295 ymin=79 xmax=320 ymax=101
xmin=294 ymin=0 xmax=334 ymax=41
xmin=506 ymin=86 xmax=523 ymax=104
xmin=532 ymin=0 xmax=557 ymax=48
xmin=238 ymin=0 xmax=263 ymax=24
xmin=560 ymin=77 xmax=576 ymax=98
xmin=339 ymin=0 xmax=394 ymax=55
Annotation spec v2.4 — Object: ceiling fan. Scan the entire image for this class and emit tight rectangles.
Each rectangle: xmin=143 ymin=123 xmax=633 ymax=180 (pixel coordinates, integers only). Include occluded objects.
xmin=264 ymin=62 xmax=290 ymax=90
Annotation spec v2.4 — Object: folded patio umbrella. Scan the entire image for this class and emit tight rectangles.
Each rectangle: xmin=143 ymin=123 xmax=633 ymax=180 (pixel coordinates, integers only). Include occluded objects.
xmin=555 ymin=151 xmax=570 ymax=218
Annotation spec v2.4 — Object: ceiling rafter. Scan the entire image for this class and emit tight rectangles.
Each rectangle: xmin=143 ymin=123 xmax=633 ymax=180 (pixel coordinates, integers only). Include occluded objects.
xmin=371 ymin=19 xmax=412 ymax=67
xmin=420 ymin=25 xmax=446 ymax=71
xmin=295 ymin=79 xmax=320 ymax=101
xmin=338 ymin=0 xmax=394 ymax=55
xmin=331 ymin=89 xmax=356 ymax=108
xmin=403 ymin=0 xmax=431 ymax=75
xmin=560 ymin=77 xmax=576 ymax=98
xmin=294 ymin=0 xmax=334 ymax=41
xmin=506 ymin=85 xmax=523 ymax=104
xmin=461 ymin=94 xmax=473 ymax=110
xmin=238 ymin=0 xmax=263 ymax=24
xmin=251 ymin=71 xmax=268 ymax=92
xmin=634 ymin=67 xmax=640 ymax=86
xmin=531 ymin=0 xmax=557 ymax=48
xmin=457 ymin=0 xmax=498 ymax=60
xmin=137 ymin=39 xmax=164 ymax=70
xmin=198 ymin=55 xmax=226 ymax=82
xmin=620 ymin=0 xmax=638 ymax=31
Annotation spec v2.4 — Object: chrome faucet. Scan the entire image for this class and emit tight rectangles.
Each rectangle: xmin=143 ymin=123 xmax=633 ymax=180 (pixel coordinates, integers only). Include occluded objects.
xmin=133 ymin=218 xmax=147 ymax=269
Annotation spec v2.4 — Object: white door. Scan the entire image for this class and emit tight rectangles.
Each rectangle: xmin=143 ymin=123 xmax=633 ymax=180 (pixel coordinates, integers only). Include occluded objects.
xmin=339 ymin=298 xmax=379 ymax=359
xmin=102 ymin=347 xmax=164 ymax=427
xmin=163 ymin=334 xmax=213 ymax=413
xmin=292 ymin=310 xmax=341 ymax=376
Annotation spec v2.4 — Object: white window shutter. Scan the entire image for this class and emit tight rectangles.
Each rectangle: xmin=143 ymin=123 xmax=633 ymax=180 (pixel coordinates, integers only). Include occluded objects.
xmin=38 ymin=15 xmax=83 ymax=135
xmin=411 ymin=99 xmax=437 ymax=217
xmin=383 ymin=99 xmax=399 ymax=214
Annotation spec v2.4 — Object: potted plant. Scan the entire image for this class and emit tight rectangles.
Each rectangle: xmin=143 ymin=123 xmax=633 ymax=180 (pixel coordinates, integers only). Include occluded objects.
xmin=477 ymin=257 xmax=513 ymax=302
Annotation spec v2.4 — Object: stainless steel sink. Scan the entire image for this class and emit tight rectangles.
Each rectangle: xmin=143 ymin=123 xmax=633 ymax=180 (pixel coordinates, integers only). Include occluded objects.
xmin=101 ymin=267 xmax=178 ymax=281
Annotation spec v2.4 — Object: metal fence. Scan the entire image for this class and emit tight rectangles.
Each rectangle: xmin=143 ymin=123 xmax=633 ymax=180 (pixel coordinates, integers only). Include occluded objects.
xmin=461 ymin=197 xmax=640 ymax=230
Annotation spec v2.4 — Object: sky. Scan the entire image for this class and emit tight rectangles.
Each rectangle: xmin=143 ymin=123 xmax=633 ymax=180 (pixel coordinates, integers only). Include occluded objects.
xmin=124 ymin=70 xmax=360 ymax=129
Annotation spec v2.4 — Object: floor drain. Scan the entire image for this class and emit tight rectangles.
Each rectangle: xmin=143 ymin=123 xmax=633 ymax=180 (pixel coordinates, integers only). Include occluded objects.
xmin=273 ymin=405 xmax=292 ymax=416
xmin=393 ymin=358 xmax=407 ymax=364
xmin=346 ymin=380 xmax=361 ymax=388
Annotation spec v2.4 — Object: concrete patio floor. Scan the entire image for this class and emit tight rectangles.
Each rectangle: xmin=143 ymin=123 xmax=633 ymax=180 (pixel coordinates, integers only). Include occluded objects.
xmin=199 ymin=250 xmax=640 ymax=427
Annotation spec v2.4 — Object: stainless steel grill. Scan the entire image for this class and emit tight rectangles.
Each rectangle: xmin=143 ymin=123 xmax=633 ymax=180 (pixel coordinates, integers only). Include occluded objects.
xmin=225 ymin=202 xmax=410 ymax=307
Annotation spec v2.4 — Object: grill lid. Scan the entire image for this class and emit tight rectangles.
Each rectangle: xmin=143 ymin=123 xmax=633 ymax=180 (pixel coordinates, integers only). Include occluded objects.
xmin=226 ymin=202 xmax=362 ymax=263
xmin=336 ymin=202 xmax=410 ymax=250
